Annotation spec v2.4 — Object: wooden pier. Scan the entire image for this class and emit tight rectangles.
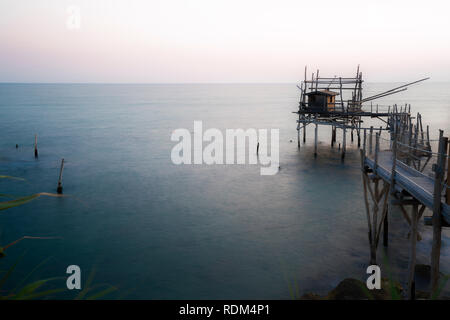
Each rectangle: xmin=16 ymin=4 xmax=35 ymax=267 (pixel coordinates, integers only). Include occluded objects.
xmin=294 ymin=67 xmax=449 ymax=299
xmin=361 ymin=119 xmax=449 ymax=299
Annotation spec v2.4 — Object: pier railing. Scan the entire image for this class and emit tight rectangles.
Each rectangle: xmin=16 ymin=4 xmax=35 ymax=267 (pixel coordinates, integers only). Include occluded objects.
xmin=361 ymin=125 xmax=449 ymax=298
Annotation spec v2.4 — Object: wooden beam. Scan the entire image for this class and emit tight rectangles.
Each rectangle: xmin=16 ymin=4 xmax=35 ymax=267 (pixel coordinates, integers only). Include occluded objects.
xmin=407 ymin=203 xmax=419 ymax=300
xmin=431 ymin=133 xmax=448 ymax=293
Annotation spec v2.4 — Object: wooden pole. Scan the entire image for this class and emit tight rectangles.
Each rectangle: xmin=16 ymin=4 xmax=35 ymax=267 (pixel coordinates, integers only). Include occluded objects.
xmin=375 ymin=133 xmax=379 ymax=174
xmin=383 ymin=208 xmax=389 ymax=247
xmin=34 ymin=134 xmax=38 ymax=158
xmin=342 ymin=127 xmax=346 ymax=160
xmin=360 ymin=149 xmax=375 ymax=264
xmin=57 ymin=158 xmax=65 ymax=194
xmin=430 ymin=132 xmax=448 ymax=294
xmin=316 ymin=69 xmax=319 ymax=91
xmin=303 ymin=122 xmax=306 ymax=143
xmin=407 ymin=203 xmax=419 ymax=300
xmin=447 ymin=140 xmax=450 ymax=205
xmin=357 ymin=121 xmax=361 ymax=148
xmin=369 ymin=126 xmax=374 ymax=155
xmin=331 ymin=126 xmax=335 ymax=148
xmin=314 ymin=123 xmax=318 ymax=157
xmin=363 ymin=128 xmax=367 ymax=156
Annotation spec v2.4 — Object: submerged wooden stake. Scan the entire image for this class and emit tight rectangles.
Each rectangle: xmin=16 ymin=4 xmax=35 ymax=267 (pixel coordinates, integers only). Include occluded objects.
xmin=447 ymin=141 xmax=450 ymax=205
xmin=303 ymin=122 xmax=306 ymax=143
xmin=57 ymin=158 xmax=65 ymax=194
xmin=314 ymin=123 xmax=318 ymax=157
xmin=341 ymin=127 xmax=346 ymax=160
xmin=34 ymin=134 xmax=38 ymax=158
xmin=383 ymin=208 xmax=389 ymax=247
xmin=369 ymin=126 xmax=374 ymax=155
xmin=407 ymin=203 xmax=419 ymax=300
xmin=431 ymin=133 xmax=448 ymax=293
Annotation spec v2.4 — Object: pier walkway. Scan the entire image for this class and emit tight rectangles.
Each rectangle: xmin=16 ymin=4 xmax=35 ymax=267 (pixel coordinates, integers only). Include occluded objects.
xmin=364 ymin=150 xmax=450 ymax=223
xmin=360 ymin=129 xmax=449 ymax=298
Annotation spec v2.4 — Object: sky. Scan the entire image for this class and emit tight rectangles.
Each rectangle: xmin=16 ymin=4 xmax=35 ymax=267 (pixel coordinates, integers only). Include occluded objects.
xmin=1 ymin=0 xmax=449 ymax=83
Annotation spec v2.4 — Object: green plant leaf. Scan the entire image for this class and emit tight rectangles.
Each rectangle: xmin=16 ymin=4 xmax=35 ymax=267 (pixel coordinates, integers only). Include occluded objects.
xmin=14 ymin=277 xmax=62 ymax=299
xmin=0 ymin=255 xmax=23 ymax=290
xmin=75 ymin=268 xmax=96 ymax=300
xmin=86 ymin=286 xmax=117 ymax=300
xmin=12 ymin=256 xmax=53 ymax=292
xmin=18 ymin=288 xmax=66 ymax=300
xmin=431 ymin=274 xmax=450 ymax=300
xmin=0 ymin=193 xmax=64 ymax=211
xmin=0 ymin=175 xmax=25 ymax=181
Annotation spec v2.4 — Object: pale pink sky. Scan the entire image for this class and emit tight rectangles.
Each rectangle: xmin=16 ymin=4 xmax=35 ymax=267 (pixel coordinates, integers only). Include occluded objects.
xmin=1 ymin=0 xmax=449 ymax=82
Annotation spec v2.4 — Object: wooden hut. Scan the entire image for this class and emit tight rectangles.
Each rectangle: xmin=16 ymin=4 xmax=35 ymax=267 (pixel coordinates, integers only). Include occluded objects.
xmin=304 ymin=90 xmax=339 ymax=112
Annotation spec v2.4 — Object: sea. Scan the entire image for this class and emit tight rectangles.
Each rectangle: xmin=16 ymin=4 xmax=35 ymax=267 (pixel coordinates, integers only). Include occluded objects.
xmin=0 ymin=82 xmax=449 ymax=299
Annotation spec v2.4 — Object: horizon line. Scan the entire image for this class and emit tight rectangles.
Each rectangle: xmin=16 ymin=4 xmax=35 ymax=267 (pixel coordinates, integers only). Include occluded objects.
xmin=1 ymin=81 xmax=449 ymax=85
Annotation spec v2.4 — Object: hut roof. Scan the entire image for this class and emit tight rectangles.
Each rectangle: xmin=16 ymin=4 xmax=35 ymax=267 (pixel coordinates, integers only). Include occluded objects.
xmin=305 ymin=90 xmax=339 ymax=96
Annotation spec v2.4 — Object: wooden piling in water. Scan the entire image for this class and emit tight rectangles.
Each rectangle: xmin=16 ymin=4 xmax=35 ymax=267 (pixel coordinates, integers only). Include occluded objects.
xmin=407 ymin=203 xmax=419 ymax=300
xmin=383 ymin=211 xmax=389 ymax=247
xmin=447 ymin=141 xmax=450 ymax=205
xmin=331 ymin=126 xmax=334 ymax=148
xmin=363 ymin=128 xmax=367 ymax=155
xmin=303 ymin=123 xmax=306 ymax=143
xmin=357 ymin=121 xmax=361 ymax=147
xmin=430 ymin=132 xmax=448 ymax=294
xmin=34 ymin=134 xmax=38 ymax=158
xmin=314 ymin=123 xmax=318 ymax=157
xmin=57 ymin=158 xmax=65 ymax=194
xmin=341 ymin=127 xmax=346 ymax=160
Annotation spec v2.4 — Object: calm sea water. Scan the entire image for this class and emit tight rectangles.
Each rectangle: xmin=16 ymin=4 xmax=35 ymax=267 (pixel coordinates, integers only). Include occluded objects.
xmin=0 ymin=83 xmax=449 ymax=299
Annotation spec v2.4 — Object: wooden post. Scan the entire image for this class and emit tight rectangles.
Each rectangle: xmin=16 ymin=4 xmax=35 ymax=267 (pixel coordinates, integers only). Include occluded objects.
xmin=360 ymin=149 xmax=375 ymax=264
xmin=363 ymin=128 xmax=367 ymax=156
xmin=357 ymin=121 xmax=361 ymax=148
xmin=331 ymin=126 xmax=335 ymax=148
xmin=342 ymin=127 xmax=346 ymax=160
xmin=333 ymin=126 xmax=336 ymax=147
xmin=57 ymin=158 xmax=65 ymax=194
xmin=303 ymin=122 xmax=306 ymax=143
xmin=447 ymin=140 xmax=450 ymax=205
xmin=383 ymin=210 xmax=389 ymax=247
xmin=314 ymin=123 xmax=318 ymax=157
xmin=407 ymin=203 xmax=419 ymax=300
xmin=430 ymin=132 xmax=448 ymax=294
xmin=34 ymin=134 xmax=38 ymax=158
xmin=375 ymin=133 xmax=379 ymax=174
xmin=369 ymin=126 xmax=374 ymax=155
